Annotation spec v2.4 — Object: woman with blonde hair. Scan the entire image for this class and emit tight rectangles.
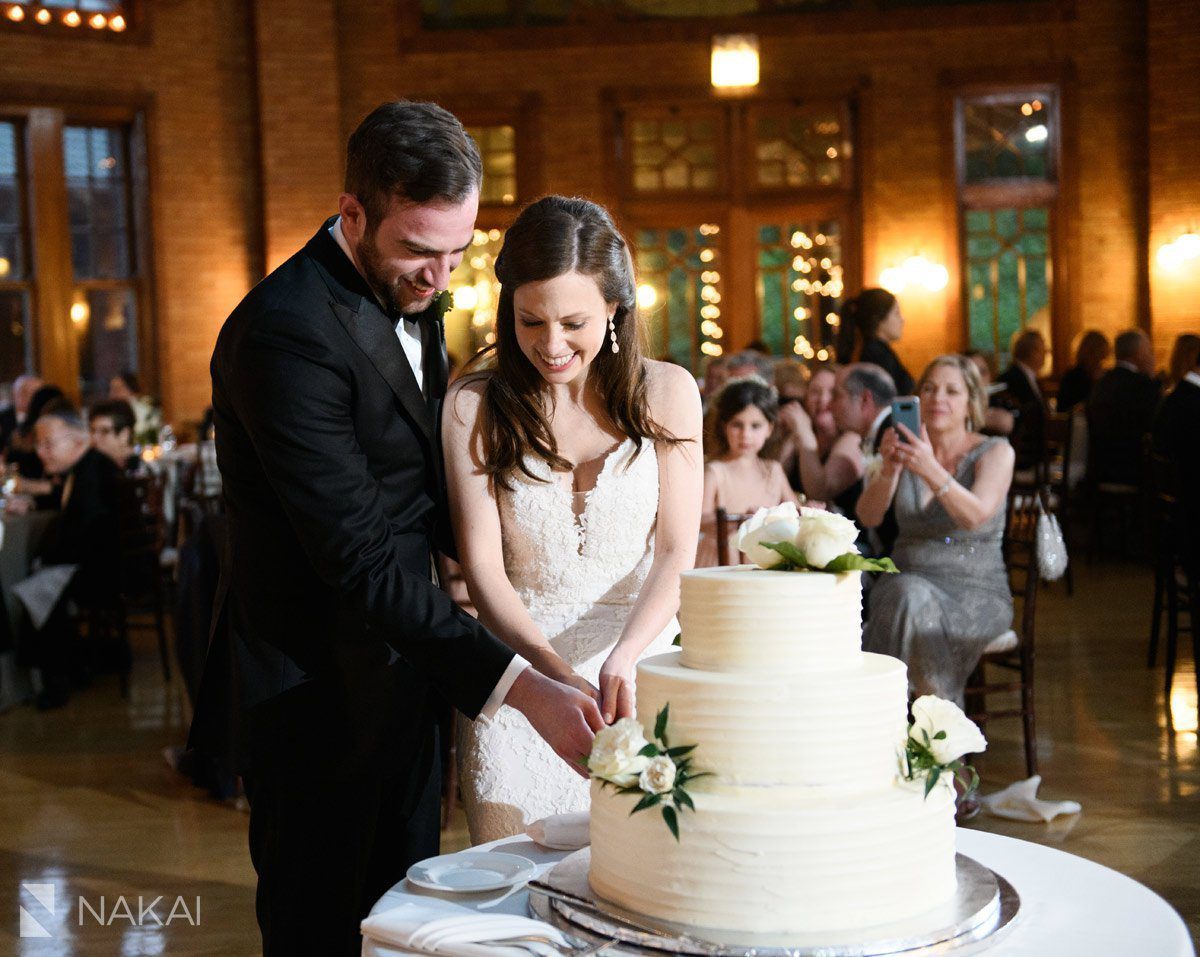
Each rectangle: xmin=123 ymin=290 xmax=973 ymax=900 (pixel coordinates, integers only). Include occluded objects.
xmin=860 ymin=354 xmax=1015 ymax=705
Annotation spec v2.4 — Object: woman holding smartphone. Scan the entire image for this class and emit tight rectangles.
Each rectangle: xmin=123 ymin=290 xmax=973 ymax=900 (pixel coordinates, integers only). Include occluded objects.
xmin=859 ymin=355 xmax=1015 ymax=706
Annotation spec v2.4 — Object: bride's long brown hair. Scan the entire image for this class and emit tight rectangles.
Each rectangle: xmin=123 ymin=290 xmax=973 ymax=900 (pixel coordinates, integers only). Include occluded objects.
xmin=463 ymin=195 xmax=684 ymax=489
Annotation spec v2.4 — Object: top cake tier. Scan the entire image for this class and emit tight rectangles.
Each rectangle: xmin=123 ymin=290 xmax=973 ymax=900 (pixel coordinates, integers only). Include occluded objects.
xmin=679 ymin=566 xmax=862 ymax=673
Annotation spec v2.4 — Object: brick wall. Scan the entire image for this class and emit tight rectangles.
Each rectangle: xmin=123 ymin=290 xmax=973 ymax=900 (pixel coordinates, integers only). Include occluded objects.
xmin=1149 ymin=0 xmax=1200 ymax=367
xmin=2 ymin=0 xmax=1195 ymax=423
xmin=0 ymin=0 xmax=260 ymax=423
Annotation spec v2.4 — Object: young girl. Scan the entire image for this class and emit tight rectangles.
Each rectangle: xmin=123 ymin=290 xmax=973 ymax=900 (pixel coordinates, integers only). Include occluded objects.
xmin=697 ymin=377 xmax=798 ymax=566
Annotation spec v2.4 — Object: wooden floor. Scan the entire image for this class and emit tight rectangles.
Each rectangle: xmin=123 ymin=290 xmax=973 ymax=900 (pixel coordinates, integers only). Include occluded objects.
xmin=1 ymin=559 xmax=1197 ymax=954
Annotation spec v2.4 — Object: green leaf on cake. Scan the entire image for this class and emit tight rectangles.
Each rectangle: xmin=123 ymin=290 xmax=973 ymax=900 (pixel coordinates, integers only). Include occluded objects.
xmin=632 ymin=792 xmax=663 ymax=814
xmin=638 ymin=743 xmax=660 ymax=758
xmin=665 ymin=744 xmax=696 ymax=759
xmin=662 ymin=805 xmax=680 ymax=841
xmin=761 ymin=540 xmax=808 ymax=569
xmin=671 ymin=632 xmax=682 ymax=647
xmin=923 ymin=766 xmax=942 ymax=797
xmin=675 ymin=789 xmax=695 ymax=811
xmin=822 ymin=553 xmax=900 ymax=574
xmin=654 ymin=704 xmax=670 ymax=742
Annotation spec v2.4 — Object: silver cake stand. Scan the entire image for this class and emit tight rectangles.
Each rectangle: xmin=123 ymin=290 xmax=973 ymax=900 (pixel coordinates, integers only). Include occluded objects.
xmin=528 ymin=848 xmax=1020 ymax=956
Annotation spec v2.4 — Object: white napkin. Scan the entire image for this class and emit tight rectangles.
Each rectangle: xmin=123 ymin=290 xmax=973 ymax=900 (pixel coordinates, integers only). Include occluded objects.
xmin=361 ymin=899 xmax=573 ymax=956
xmin=13 ymin=564 xmax=78 ymax=630
xmin=979 ymin=775 xmax=1082 ymax=822
xmin=525 ymin=811 xmax=590 ymax=850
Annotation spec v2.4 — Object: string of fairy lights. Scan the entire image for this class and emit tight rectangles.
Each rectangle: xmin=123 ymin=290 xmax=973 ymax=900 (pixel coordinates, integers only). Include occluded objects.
xmin=4 ymin=3 xmax=127 ymax=31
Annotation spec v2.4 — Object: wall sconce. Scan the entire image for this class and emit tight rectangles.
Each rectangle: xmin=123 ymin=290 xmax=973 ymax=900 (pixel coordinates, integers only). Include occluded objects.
xmin=711 ymin=34 xmax=759 ymax=92
xmin=1157 ymin=231 xmax=1200 ymax=272
xmin=879 ymin=255 xmax=949 ymax=294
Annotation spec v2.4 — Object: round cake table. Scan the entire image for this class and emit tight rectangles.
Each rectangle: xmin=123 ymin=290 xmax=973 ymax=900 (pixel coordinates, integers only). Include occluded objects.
xmin=363 ymin=828 xmax=1195 ymax=957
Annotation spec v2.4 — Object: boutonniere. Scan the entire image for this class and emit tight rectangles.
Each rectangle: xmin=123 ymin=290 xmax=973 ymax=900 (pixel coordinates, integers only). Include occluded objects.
xmin=434 ymin=290 xmax=453 ymax=320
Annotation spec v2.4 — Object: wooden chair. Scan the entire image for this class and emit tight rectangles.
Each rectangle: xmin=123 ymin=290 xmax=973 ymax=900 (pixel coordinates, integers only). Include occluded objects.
xmin=964 ymin=489 xmax=1042 ymax=778
xmin=714 ymin=508 xmax=753 ymax=566
xmin=1042 ymin=410 xmax=1076 ymax=595
xmin=114 ymin=472 xmax=172 ymax=685
xmin=1146 ymin=451 xmax=1198 ymax=694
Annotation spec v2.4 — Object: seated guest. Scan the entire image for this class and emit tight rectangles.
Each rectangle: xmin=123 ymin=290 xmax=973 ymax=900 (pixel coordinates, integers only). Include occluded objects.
xmin=860 ymin=355 xmax=1015 ymax=705
xmin=1152 ymin=339 xmax=1200 ymax=557
xmin=88 ymin=400 xmax=142 ymax=474
xmin=836 ymin=287 xmax=914 ymax=394
xmin=964 ymin=350 xmax=1016 ymax=436
xmin=777 ymin=363 xmax=838 ymax=491
xmin=108 ymin=370 xmax=157 ymax=440
xmin=7 ymin=384 xmax=66 ymax=509
xmin=829 ymin=363 xmax=897 ymax=553
xmin=0 ymin=373 xmax=43 ymax=457
xmin=18 ymin=402 xmax=122 ymax=709
xmin=1166 ymin=333 xmax=1200 ymax=391
xmin=1087 ymin=328 xmax=1160 ymax=487
xmin=698 ymin=378 xmax=797 ymax=566
xmin=1056 ymin=329 xmax=1111 ymax=412
xmin=997 ymin=329 xmax=1048 ymax=472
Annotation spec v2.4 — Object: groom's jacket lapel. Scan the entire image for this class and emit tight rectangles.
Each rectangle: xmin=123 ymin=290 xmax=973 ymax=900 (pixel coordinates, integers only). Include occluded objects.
xmin=305 ymin=220 xmax=434 ymax=444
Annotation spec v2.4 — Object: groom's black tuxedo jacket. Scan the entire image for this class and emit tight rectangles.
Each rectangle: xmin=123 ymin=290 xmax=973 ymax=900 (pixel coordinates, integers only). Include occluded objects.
xmin=189 ymin=219 xmax=514 ymax=780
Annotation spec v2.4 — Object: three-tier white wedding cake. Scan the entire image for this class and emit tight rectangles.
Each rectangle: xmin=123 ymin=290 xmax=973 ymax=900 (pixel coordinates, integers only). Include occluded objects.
xmin=588 ymin=566 xmax=959 ymax=936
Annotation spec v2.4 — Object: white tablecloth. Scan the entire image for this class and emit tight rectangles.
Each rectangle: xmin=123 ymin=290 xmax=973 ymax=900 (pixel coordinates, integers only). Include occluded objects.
xmin=364 ymin=829 xmax=1195 ymax=956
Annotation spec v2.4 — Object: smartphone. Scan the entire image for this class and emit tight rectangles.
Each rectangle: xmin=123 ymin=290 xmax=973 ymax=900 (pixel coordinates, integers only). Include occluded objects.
xmin=891 ymin=396 xmax=921 ymax=442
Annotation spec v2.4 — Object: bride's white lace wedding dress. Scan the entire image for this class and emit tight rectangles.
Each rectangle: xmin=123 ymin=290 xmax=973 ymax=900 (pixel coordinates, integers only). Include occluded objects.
xmin=457 ymin=437 xmax=678 ymax=843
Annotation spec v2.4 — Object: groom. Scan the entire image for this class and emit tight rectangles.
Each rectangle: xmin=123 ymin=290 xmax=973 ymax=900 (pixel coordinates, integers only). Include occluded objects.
xmin=189 ymin=101 xmax=604 ymax=957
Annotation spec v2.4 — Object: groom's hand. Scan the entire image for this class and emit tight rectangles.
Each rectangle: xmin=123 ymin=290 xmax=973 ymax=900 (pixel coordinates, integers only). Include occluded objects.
xmin=504 ymin=667 xmax=604 ymax=777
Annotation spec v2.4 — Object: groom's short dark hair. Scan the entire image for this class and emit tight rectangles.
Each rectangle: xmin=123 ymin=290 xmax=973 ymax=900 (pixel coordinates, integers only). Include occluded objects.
xmin=345 ymin=101 xmax=483 ymax=226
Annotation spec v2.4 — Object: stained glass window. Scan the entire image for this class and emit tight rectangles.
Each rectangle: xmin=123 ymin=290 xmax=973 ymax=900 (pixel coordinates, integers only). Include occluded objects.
xmin=634 ymin=224 xmax=723 ymax=368
xmin=964 ymin=207 xmax=1050 ymax=363
xmin=64 ymin=124 xmax=140 ymax=402
xmin=753 ymin=109 xmax=845 ymax=189
xmin=962 ymin=94 xmax=1054 ymax=184
xmin=757 ymin=221 xmax=844 ymax=360
xmin=628 ymin=115 xmax=720 ymax=194
xmin=466 ymin=125 xmax=517 ymax=206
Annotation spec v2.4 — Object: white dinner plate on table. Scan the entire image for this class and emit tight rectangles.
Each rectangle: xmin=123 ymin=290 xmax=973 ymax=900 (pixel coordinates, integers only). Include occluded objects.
xmin=406 ymin=851 xmax=538 ymax=893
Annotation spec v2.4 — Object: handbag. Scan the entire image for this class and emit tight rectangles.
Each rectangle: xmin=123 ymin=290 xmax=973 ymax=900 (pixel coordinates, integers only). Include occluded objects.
xmin=1035 ymin=493 xmax=1068 ymax=582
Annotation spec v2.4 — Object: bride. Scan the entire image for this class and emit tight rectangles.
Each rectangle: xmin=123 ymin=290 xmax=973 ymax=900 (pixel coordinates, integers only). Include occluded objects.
xmin=443 ymin=196 xmax=703 ymax=843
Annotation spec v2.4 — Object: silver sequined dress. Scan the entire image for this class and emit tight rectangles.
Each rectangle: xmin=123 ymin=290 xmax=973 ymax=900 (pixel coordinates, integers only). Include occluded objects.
xmin=863 ymin=436 xmax=1013 ymax=705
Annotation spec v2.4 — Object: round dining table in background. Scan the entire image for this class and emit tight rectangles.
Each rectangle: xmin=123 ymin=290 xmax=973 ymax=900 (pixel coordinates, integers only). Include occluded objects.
xmin=0 ymin=509 xmax=58 ymax=710
xmin=364 ymin=827 xmax=1195 ymax=957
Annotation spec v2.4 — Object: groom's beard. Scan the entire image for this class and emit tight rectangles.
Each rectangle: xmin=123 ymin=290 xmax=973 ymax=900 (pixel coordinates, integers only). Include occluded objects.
xmin=356 ymin=227 xmax=429 ymax=317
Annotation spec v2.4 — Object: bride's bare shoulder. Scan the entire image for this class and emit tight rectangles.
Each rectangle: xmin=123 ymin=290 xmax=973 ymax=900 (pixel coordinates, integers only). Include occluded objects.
xmin=446 ymin=371 xmax=491 ymax=427
xmin=642 ymin=359 xmax=701 ymax=416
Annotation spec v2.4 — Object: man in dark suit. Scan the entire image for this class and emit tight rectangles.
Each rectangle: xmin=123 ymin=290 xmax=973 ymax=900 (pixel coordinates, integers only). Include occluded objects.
xmin=1088 ymin=328 xmax=1160 ymax=487
xmin=997 ymin=329 xmax=1048 ymax=473
xmin=20 ymin=401 xmax=121 ymax=709
xmin=1152 ymin=349 xmax=1200 ymax=560
xmin=188 ymin=102 xmax=602 ymax=957
xmin=831 ymin=363 xmax=898 ymax=556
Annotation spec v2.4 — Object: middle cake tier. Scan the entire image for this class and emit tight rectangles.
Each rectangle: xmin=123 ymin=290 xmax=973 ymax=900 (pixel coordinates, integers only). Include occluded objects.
xmin=636 ymin=650 xmax=909 ymax=789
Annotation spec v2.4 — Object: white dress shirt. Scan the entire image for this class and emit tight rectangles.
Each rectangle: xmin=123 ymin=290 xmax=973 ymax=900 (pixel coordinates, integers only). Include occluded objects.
xmin=863 ymin=406 xmax=893 ymax=454
xmin=328 ymin=217 xmax=528 ymax=719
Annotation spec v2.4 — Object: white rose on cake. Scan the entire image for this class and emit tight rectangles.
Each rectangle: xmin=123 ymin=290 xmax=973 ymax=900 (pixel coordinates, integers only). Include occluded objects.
xmin=735 ymin=502 xmax=801 ymax=568
xmin=910 ymin=695 xmax=987 ymax=763
xmin=588 ymin=718 xmax=652 ymax=786
xmin=793 ymin=507 xmax=860 ymax=569
xmin=638 ymin=755 xmax=677 ymax=795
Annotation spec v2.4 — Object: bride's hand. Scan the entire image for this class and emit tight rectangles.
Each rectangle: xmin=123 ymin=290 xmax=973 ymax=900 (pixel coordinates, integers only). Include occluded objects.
xmin=535 ymin=654 xmax=601 ymax=707
xmin=598 ymin=648 xmax=636 ymax=724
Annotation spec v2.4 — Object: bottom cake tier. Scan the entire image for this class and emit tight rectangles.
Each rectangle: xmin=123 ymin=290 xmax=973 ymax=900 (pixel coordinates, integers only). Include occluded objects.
xmin=588 ymin=779 xmax=957 ymax=935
